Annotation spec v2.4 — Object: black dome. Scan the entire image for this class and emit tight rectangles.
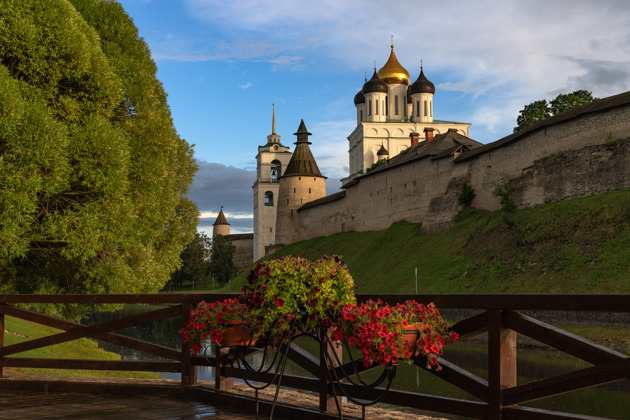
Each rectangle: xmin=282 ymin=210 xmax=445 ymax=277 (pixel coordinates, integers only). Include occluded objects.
xmin=409 ymin=68 xmax=435 ymax=95
xmin=354 ymin=89 xmax=365 ymax=105
xmin=362 ymin=69 xmax=388 ymax=94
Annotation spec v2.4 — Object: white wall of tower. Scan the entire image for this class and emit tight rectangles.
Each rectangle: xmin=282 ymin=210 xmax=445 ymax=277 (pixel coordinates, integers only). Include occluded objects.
xmin=253 ymin=140 xmax=292 ymax=261
xmin=386 ymin=83 xmax=408 ymax=122
xmin=364 ymin=91 xmax=387 ymax=122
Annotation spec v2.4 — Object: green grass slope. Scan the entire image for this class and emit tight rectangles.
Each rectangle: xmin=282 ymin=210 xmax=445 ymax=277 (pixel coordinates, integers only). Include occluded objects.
xmin=3 ymin=317 xmax=159 ymax=379
xmin=227 ymin=189 xmax=630 ymax=294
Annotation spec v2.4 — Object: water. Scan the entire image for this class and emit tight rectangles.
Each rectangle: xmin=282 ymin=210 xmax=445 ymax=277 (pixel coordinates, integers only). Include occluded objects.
xmin=83 ymin=305 xmax=630 ymax=419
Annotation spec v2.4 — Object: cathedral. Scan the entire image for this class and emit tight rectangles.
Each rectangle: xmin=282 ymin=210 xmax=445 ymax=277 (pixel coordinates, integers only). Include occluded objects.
xmin=346 ymin=41 xmax=470 ymax=181
xmin=251 ymin=42 xmax=471 ymax=260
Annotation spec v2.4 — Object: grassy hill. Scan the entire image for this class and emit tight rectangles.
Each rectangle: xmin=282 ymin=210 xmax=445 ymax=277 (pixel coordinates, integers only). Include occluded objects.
xmin=226 ymin=189 xmax=630 ymax=295
xmin=3 ymin=317 xmax=159 ymax=378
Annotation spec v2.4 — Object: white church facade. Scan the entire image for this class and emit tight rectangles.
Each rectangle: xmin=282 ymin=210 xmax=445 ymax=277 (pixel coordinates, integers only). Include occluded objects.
xmin=346 ymin=43 xmax=470 ymax=181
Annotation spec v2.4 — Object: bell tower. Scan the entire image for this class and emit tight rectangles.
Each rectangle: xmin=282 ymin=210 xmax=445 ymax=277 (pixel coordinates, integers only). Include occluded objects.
xmin=252 ymin=104 xmax=292 ymax=261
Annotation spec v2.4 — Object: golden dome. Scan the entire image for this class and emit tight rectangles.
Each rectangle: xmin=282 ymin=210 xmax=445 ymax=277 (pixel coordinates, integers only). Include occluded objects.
xmin=378 ymin=43 xmax=410 ymax=85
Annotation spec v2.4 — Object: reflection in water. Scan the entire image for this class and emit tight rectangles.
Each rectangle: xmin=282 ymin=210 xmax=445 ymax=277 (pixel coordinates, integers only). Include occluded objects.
xmin=84 ymin=306 xmax=630 ymax=419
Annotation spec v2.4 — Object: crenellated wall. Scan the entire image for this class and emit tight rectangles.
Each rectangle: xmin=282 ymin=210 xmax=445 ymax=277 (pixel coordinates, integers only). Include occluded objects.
xmin=293 ymin=92 xmax=630 ymax=241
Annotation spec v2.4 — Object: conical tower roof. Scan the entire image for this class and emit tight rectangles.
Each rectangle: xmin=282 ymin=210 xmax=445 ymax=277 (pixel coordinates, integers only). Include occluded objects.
xmin=213 ymin=207 xmax=229 ymax=226
xmin=378 ymin=42 xmax=410 ymax=85
xmin=282 ymin=120 xmax=324 ymax=178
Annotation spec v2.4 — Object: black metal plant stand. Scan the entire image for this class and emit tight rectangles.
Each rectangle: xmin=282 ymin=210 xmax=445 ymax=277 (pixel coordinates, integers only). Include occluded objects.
xmin=218 ymin=314 xmax=398 ymax=420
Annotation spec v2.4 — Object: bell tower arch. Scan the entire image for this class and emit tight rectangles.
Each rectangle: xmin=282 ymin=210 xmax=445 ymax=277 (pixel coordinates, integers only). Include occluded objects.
xmin=253 ymin=104 xmax=292 ymax=261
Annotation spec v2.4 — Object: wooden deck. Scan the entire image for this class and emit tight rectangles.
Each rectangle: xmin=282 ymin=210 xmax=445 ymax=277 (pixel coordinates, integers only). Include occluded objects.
xmin=0 ymin=389 xmax=258 ymax=419
xmin=0 ymin=377 xmax=443 ymax=420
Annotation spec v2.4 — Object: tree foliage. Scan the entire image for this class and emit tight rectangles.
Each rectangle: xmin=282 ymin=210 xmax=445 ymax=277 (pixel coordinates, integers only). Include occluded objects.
xmin=170 ymin=232 xmax=211 ymax=288
xmin=0 ymin=0 xmax=198 ymax=299
xmin=209 ymin=235 xmax=237 ymax=286
xmin=514 ymin=90 xmax=597 ymax=133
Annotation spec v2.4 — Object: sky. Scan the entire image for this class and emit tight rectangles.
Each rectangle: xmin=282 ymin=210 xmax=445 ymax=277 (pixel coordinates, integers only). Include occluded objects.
xmin=118 ymin=0 xmax=630 ymax=235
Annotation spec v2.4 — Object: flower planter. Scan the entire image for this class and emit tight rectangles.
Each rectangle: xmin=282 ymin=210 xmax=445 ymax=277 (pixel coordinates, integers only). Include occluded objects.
xmin=221 ymin=321 xmax=255 ymax=347
xmin=402 ymin=324 xmax=421 ymax=351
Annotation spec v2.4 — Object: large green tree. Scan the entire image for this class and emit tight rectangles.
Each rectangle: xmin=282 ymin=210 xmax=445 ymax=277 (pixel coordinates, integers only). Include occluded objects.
xmin=209 ymin=235 xmax=237 ymax=286
xmin=170 ymin=232 xmax=211 ymax=288
xmin=514 ymin=90 xmax=597 ymax=133
xmin=0 ymin=0 xmax=198 ymax=298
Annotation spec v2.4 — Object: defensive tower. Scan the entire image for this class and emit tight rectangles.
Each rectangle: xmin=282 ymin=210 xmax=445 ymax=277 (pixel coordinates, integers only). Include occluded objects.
xmin=274 ymin=120 xmax=326 ymax=246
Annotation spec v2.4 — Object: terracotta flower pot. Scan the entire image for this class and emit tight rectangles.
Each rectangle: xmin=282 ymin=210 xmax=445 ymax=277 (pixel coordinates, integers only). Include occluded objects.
xmin=402 ymin=324 xmax=421 ymax=350
xmin=221 ymin=321 xmax=255 ymax=346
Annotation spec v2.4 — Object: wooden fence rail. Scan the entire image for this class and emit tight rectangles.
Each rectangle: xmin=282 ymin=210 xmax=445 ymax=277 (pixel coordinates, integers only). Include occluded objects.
xmin=0 ymin=293 xmax=628 ymax=419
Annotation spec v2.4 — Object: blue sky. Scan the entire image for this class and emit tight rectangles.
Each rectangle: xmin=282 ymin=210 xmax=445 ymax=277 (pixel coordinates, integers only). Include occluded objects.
xmin=118 ymin=0 xmax=630 ymax=235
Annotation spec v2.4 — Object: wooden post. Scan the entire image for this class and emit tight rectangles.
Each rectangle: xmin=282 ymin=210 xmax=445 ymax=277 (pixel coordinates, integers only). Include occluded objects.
xmin=215 ymin=345 xmax=234 ymax=390
xmin=181 ymin=303 xmax=197 ymax=385
xmin=0 ymin=312 xmax=4 ymax=377
xmin=319 ymin=334 xmax=342 ymax=412
xmin=487 ymin=310 xmax=517 ymax=420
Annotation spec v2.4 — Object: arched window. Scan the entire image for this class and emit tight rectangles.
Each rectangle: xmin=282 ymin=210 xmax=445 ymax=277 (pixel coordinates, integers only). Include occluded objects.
xmin=270 ymin=160 xmax=281 ymax=180
xmin=264 ymin=191 xmax=274 ymax=206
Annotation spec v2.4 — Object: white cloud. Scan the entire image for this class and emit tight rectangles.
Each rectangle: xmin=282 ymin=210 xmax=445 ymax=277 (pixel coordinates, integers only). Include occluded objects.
xmin=178 ymin=0 xmax=630 ymax=100
xmin=199 ymin=211 xmax=253 ymax=219
xmin=308 ymin=119 xmax=355 ymax=191
xmin=238 ymin=82 xmax=253 ymax=90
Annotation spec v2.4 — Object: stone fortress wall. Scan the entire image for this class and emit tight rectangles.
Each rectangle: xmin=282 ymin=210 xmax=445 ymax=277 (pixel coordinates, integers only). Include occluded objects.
xmin=294 ymin=92 xmax=630 ymax=241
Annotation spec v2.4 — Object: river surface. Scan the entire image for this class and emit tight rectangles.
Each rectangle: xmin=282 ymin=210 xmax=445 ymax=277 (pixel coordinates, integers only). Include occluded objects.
xmin=82 ymin=305 xmax=630 ymax=419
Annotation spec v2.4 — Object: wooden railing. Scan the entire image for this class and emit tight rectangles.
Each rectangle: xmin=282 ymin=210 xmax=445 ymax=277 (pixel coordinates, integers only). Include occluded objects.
xmin=0 ymin=293 xmax=628 ymax=419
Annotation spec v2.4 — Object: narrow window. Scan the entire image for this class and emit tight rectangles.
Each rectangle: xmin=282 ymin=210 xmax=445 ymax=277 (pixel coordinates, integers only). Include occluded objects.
xmin=385 ymin=97 xmax=388 ymax=116
xmin=293 ymin=188 xmax=296 ymax=193
xmin=360 ymin=110 xmax=363 ymax=121
xmin=416 ymin=101 xmax=420 ymax=117
xmin=376 ymin=99 xmax=379 ymax=115
xmin=394 ymin=95 xmax=399 ymax=115
xmin=368 ymin=100 xmax=372 ymax=116
xmin=270 ymin=227 xmax=273 ymax=232
xmin=270 ymin=160 xmax=281 ymax=180
xmin=309 ymin=188 xmax=311 ymax=194
xmin=424 ymin=100 xmax=427 ymax=116
xmin=430 ymin=101 xmax=433 ymax=117
xmin=264 ymin=191 xmax=274 ymax=206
